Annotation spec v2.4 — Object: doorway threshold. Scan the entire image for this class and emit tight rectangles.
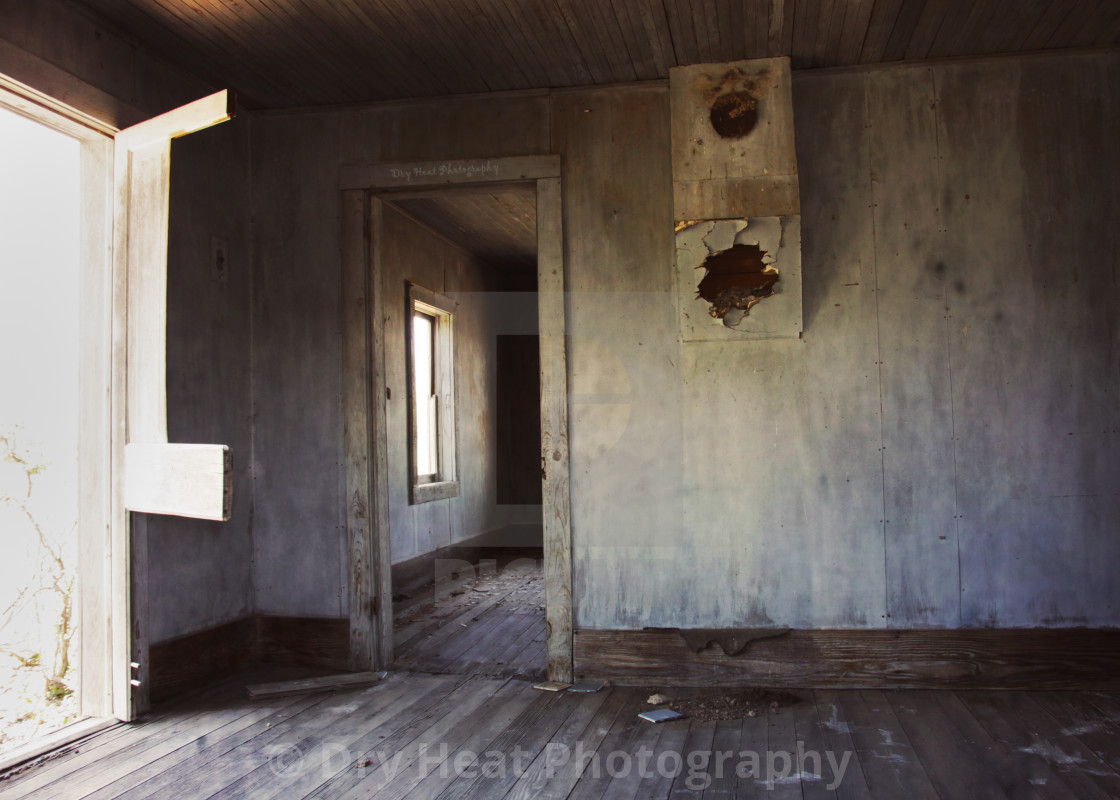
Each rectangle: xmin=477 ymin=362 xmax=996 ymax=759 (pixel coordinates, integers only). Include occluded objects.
xmin=0 ymin=716 xmax=118 ymax=776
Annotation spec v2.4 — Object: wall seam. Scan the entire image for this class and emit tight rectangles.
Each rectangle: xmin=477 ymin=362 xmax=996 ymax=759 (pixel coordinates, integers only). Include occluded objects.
xmin=246 ymin=112 xmax=258 ymax=620
xmin=929 ymin=66 xmax=964 ymax=627
xmin=864 ymin=71 xmax=890 ymax=626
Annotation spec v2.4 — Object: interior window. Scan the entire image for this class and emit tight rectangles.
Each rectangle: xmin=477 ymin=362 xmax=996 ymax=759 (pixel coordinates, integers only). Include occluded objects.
xmin=407 ymin=284 xmax=459 ymax=503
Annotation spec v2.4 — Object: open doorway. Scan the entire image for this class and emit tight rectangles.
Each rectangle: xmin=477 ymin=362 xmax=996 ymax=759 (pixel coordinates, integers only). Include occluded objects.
xmin=340 ymin=156 xmax=572 ymax=682
xmin=0 ymin=104 xmax=81 ymax=754
xmin=378 ymin=184 xmax=546 ymax=680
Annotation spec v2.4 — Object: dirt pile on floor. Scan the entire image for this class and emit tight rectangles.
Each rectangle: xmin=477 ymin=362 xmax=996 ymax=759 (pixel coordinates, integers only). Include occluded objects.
xmin=648 ymin=688 xmax=802 ymax=722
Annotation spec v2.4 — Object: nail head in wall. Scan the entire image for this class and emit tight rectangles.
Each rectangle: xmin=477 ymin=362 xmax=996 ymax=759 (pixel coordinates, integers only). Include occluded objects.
xmin=210 ymin=236 xmax=229 ymax=284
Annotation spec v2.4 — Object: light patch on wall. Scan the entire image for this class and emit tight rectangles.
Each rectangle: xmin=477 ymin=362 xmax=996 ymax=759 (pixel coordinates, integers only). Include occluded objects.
xmin=568 ymin=336 xmax=632 ymax=461
xmin=677 ymin=217 xmax=802 ymax=341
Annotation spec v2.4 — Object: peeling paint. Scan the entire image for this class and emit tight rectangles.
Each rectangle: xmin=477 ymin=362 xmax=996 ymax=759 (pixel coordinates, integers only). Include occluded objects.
xmin=677 ymin=216 xmax=801 ymax=340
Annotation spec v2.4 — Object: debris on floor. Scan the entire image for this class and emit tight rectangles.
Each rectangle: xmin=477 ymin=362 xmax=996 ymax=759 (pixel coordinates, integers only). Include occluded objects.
xmin=642 ymin=688 xmax=802 ymax=722
xmin=639 ymin=708 xmax=686 ymax=723
xmin=532 ymin=681 xmax=571 ymax=692
xmin=568 ymin=680 xmax=610 ymax=693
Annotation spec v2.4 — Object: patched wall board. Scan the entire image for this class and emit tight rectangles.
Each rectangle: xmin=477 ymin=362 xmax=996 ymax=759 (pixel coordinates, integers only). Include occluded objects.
xmin=671 ymin=57 xmax=800 ymax=221
xmin=672 ymin=57 xmax=802 ymax=340
xmin=677 ymin=216 xmax=801 ymax=341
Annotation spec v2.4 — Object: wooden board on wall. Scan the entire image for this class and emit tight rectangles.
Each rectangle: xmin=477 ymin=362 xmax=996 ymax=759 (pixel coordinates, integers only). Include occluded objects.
xmin=670 ymin=56 xmax=800 ymax=220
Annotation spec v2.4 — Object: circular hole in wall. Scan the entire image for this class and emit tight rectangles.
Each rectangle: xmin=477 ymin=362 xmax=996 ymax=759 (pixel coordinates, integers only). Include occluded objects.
xmin=709 ymin=91 xmax=759 ymax=139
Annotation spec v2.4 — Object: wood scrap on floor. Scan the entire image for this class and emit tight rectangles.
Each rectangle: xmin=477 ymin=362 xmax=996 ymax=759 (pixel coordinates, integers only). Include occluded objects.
xmin=245 ymin=670 xmax=388 ymax=699
xmin=532 ymin=680 xmax=571 ymax=692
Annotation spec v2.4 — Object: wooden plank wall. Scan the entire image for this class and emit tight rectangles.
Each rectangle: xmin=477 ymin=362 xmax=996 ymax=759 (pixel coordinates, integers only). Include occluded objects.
xmin=669 ymin=51 xmax=1120 ymax=631
xmin=249 ymin=110 xmax=348 ymax=619
xmin=677 ymin=67 xmax=885 ymax=628
xmin=935 ymin=54 xmax=1120 ymax=627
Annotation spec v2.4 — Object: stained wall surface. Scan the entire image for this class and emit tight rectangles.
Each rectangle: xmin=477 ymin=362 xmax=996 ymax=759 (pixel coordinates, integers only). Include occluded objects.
xmin=250 ymin=50 xmax=1120 ymax=629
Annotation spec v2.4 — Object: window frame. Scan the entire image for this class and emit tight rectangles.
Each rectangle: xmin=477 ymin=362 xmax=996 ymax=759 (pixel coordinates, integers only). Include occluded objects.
xmin=406 ymin=282 xmax=459 ymax=504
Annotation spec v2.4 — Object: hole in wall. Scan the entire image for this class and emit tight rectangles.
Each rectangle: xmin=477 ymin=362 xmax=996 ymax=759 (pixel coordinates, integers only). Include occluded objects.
xmin=696 ymin=243 xmax=779 ymax=327
xmin=709 ymin=91 xmax=758 ymax=139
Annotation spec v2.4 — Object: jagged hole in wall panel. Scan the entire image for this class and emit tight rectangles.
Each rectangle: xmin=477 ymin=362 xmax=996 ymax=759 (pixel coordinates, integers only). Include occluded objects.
xmin=677 ymin=217 xmax=802 ymax=341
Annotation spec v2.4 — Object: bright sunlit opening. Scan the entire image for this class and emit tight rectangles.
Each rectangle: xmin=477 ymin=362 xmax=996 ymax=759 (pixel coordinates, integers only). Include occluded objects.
xmin=413 ymin=311 xmax=437 ymax=478
xmin=0 ymin=104 xmax=81 ymax=749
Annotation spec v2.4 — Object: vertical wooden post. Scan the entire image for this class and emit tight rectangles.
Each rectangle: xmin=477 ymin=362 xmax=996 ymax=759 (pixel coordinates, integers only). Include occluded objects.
xmin=342 ymin=192 xmax=393 ymax=670
xmin=537 ymin=176 xmax=573 ymax=682
xmin=369 ymin=198 xmax=393 ymax=668
xmin=342 ymin=189 xmax=375 ymax=670
xmin=77 ymin=134 xmax=114 ymax=719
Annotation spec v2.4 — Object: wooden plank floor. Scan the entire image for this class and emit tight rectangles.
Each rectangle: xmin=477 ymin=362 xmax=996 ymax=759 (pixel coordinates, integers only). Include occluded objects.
xmin=4 ymin=670 xmax=1120 ymax=799
xmin=391 ymin=553 xmax=546 ymax=681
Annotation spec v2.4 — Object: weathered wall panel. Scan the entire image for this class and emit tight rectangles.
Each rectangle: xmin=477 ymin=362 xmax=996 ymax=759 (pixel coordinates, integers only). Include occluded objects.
xmin=934 ymin=54 xmax=1120 ymax=627
xmin=865 ymin=66 xmax=960 ymax=627
xmin=678 ymin=69 xmax=885 ymax=629
xmin=550 ymin=85 xmax=684 ymax=627
xmin=250 ymin=111 xmax=348 ymax=618
xmin=338 ymin=91 xmax=551 ymax=165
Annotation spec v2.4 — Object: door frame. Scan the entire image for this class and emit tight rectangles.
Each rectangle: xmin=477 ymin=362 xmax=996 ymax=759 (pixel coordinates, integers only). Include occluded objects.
xmin=340 ymin=155 xmax=574 ymax=681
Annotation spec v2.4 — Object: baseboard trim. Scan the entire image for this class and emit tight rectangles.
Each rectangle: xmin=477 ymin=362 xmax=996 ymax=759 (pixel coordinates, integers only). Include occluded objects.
xmin=574 ymin=627 xmax=1120 ymax=689
xmin=149 ymin=614 xmax=349 ymax=703
xmin=256 ymin=615 xmax=349 ymax=671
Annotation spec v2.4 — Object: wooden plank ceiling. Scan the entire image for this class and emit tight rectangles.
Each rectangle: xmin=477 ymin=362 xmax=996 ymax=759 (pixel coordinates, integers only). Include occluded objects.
xmin=75 ymin=0 xmax=1120 ymax=108
xmin=388 ymin=184 xmax=538 ymax=274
